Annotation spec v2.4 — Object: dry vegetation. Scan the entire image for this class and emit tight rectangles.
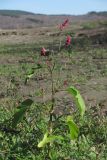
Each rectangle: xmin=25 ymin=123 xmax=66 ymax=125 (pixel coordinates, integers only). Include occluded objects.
xmin=0 ymin=10 xmax=107 ymax=160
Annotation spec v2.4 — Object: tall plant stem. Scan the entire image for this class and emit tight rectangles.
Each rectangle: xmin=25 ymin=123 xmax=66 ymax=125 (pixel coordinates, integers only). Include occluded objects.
xmin=48 ymin=67 xmax=55 ymax=134
xmin=46 ymin=62 xmax=55 ymax=158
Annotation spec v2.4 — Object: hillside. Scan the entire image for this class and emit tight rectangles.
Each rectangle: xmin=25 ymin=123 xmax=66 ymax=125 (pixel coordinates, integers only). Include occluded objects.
xmin=0 ymin=10 xmax=35 ymax=17
xmin=0 ymin=10 xmax=107 ymax=29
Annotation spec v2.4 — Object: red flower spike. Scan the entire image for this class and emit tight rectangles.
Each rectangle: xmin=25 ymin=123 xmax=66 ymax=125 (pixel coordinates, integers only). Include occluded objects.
xmin=41 ymin=47 xmax=46 ymax=56
xmin=62 ymin=19 xmax=69 ymax=27
xmin=59 ymin=19 xmax=69 ymax=31
xmin=66 ymin=35 xmax=71 ymax=46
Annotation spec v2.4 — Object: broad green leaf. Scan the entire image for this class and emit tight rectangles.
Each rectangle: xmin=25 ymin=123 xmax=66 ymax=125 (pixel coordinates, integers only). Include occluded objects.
xmin=68 ymin=86 xmax=86 ymax=117
xmin=31 ymin=63 xmax=42 ymax=70
xmin=38 ymin=133 xmax=63 ymax=148
xmin=25 ymin=70 xmax=35 ymax=84
xmin=27 ymin=70 xmax=34 ymax=78
xmin=47 ymin=135 xmax=63 ymax=143
xmin=25 ymin=65 xmax=42 ymax=84
xmin=21 ymin=99 xmax=33 ymax=106
xmin=12 ymin=99 xmax=33 ymax=128
xmin=38 ymin=133 xmax=48 ymax=148
xmin=27 ymin=71 xmax=34 ymax=79
xmin=66 ymin=116 xmax=79 ymax=140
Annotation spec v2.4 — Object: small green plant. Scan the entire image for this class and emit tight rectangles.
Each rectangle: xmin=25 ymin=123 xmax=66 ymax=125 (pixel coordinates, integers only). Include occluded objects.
xmin=14 ymin=19 xmax=86 ymax=157
xmin=0 ymin=18 xmax=87 ymax=159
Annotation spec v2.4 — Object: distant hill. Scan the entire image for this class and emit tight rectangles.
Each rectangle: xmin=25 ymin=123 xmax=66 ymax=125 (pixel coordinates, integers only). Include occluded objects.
xmin=0 ymin=10 xmax=35 ymax=17
xmin=0 ymin=10 xmax=107 ymax=29
xmin=88 ymin=11 xmax=107 ymax=16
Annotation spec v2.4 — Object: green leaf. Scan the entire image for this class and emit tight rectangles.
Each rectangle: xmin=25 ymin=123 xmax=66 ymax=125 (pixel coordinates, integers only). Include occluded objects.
xmin=27 ymin=72 xmax=34 ymax=79
xmin=68 ymin=86 xmax=86 ymax=117
xmin=38 ymin=133 xmax=63 ymax=148
xmin=25 ymin=70 xmax=35 ymax=84
xmin=38 ymin=133 xmax=48 ymax=148
xmin=12 ymin=99 xmax=33 ymax=128
xmin=21 ymin=99 xmax=33 ymax=106
xmin=48 ymin=135 xmax=63 ymax=143
xmin=25 ymin=65 xmax=42 ymax=84
xmin=66 ymin=116 xmax=79 ymax=140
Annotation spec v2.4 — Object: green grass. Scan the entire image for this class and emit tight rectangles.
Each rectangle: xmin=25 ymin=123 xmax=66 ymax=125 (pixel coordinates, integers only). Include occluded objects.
xmin=0 ymin=42 xmax=107 ymax=159
xmin=82 ymin=20 xmax=107 ymax=30
xmin=0 ymin=103 xmax=107 ymax=160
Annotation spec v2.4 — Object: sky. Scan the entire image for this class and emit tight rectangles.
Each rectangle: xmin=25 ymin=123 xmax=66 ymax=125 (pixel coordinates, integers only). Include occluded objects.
xmin=0 ymin=0 xmax=107 ymax=15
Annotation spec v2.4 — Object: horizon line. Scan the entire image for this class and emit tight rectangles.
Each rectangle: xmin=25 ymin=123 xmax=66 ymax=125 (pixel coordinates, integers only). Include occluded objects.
xmin=0 ymin=9 xmax=107 ymax=16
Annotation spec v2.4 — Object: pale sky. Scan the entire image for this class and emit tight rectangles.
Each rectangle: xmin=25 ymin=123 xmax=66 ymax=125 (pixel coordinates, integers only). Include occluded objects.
xmin=0 ymin=0 xmax=107 ymax=15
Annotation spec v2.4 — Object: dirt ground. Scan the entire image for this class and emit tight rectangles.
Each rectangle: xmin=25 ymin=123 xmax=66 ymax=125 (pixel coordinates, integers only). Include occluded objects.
xmin=0 ymin=25 xmax=107 ymax=116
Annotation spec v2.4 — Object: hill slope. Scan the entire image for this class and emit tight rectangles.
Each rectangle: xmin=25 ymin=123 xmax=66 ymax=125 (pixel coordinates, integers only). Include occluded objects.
xmin=0 ymin=10 xmax=35 ymax=17
xmin=0 ymin=10 xmax=107 ymax=29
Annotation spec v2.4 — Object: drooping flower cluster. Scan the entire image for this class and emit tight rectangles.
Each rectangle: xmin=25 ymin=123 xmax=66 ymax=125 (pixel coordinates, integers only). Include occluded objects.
xmin=66 ymin=35 xmax=71 ymax=46
xmin=41 ymin=47 xmax=47 ymax=56
xmin=41 ymin=47 xmax=50 ymax=56
xmin=40 ymin=19 xmax=71 ymax=56
xmin=59 ymin=18 xmax=69 ymax=31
